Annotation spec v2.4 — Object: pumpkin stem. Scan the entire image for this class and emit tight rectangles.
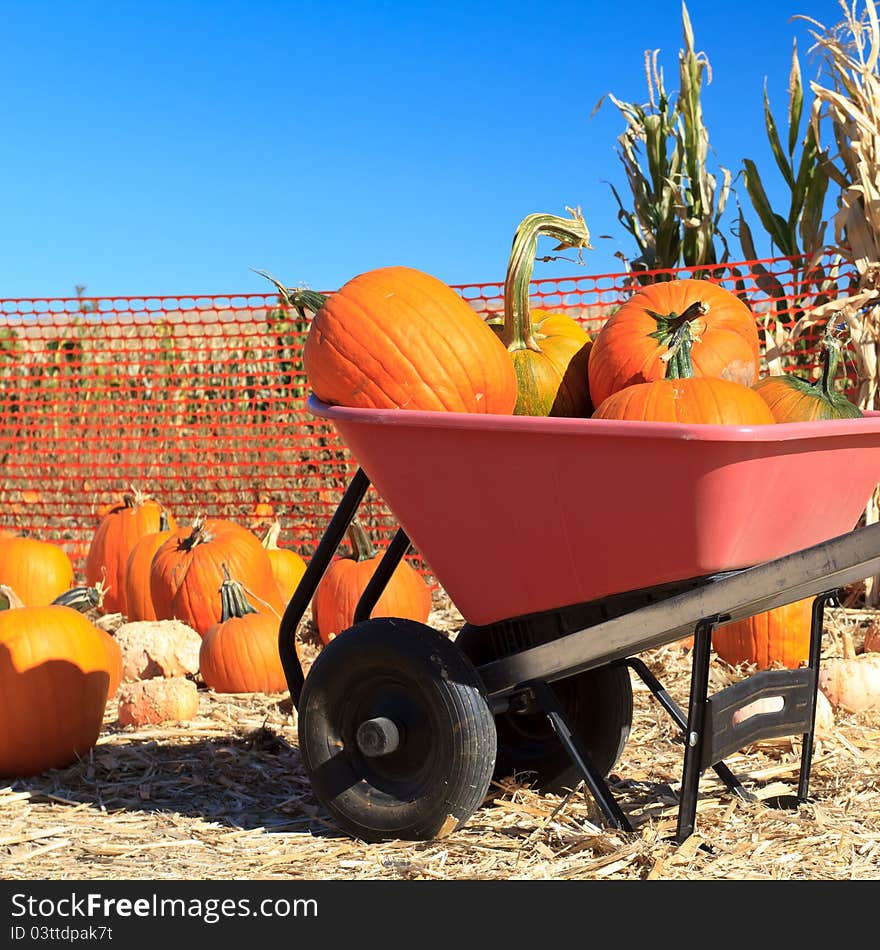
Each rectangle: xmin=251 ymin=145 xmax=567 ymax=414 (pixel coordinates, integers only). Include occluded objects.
xmin=179 ymin=514 xmax=214 ymax=551
xmin=500 ymin=209 xmax=593 ymax=353
xmin=122 ymin=484 xmax=153 ymax=509
xmin=346 ymin=519 xmax=377 ymax=561
xmin=253 ymin=269 xmax=328 ymax=322
xmin=218 ymin=564 xmax=259 ymax=621
xmin=159 ymin=509 xmax=170 ymax=532
xmin=52 ymin=578 xmax=109 ymax=613
xmin=261 ymin=519 xmax=282 ymax=551
xmin=817 ymin=324 xmax=848 ymax=399
xmin=0 ymin=584 xmax=24 ymax=611
xmin=648 ymin=300 xmax=709 ymax=379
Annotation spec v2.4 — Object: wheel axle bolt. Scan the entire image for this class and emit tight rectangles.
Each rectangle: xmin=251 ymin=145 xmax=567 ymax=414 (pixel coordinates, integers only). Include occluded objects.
xmin=356 ymin=717 xmax=401 ymax=758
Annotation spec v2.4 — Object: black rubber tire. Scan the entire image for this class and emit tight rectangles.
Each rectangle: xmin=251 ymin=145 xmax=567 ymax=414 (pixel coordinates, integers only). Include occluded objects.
xmin=455 ymin=625 xmax=633 ymax=793
xmin=298 ymin=618 xmax=497 ymax=842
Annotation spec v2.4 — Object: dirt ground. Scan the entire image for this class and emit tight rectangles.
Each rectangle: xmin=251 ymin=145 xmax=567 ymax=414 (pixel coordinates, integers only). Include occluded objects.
xmin=2 ymin=593 xmax=879 ymax=881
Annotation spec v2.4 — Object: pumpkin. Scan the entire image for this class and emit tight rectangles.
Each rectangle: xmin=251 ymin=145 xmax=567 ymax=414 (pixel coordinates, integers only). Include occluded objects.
xmin=150 ymin=516 xmax=284 ymax=636
xmin=261 ymin=520 xmax=307 ymax=603
xmin=818 ymin=630 xmax=880 ymax=713
xmin=85 ymin=486 xmax=177 ymax=616
xmin=713 ymin=598 xmax=814 ymax=669
xmin=200 ymin=568 xmax=288 ymax=694
xmin=588 ymin=278 xmax=760 ymax=408
xmin=301 ymin=266 xmax=518 ymax=413
xmin=123 ymin=511 xmax=175 ymax=622
xmin=117 ymin=676 xmax=199 ymax=727
xmin=753 ymin=327 xmax=862 ymax=422
xmin=312 ymin=520 xmax=432 ymax=645
xmin=593 ymin=375 xmax=776 ymax=425
xmin=0 ymin=536 xmax=74 ymax=606
xmin=491 ymin=211 xmax=594 ymax=417
xmin=0 ymin=605 xmax=115 ymax=777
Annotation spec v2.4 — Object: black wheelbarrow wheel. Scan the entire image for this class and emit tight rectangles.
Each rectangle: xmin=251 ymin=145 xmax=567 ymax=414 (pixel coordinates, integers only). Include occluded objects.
xmin=297 ymin=617 xmax=497 ymax=843
xmin=455 ymin=626 xmax=633 ymax=794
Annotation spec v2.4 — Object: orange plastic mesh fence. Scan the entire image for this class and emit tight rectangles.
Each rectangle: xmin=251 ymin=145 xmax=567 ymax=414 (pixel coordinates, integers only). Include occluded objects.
xmin=0 ymin=253 xmax=858 ymax=583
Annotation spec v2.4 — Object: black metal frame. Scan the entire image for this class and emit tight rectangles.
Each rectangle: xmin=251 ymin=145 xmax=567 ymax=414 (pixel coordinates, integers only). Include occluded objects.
xmin=279 ymin=467 xmax=862 ymax=842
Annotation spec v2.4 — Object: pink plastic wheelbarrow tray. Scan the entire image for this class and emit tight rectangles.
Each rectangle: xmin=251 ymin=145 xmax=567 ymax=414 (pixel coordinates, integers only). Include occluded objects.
xmin=278 ymin=396 xmax=880 ymax=846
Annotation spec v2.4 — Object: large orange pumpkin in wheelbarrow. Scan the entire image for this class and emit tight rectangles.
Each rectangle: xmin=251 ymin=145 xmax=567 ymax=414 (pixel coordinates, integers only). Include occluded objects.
xmin=588 ymin=278 xmax=760 ymax=408
xmin=302 ymin=266 xmax=518 ymax=414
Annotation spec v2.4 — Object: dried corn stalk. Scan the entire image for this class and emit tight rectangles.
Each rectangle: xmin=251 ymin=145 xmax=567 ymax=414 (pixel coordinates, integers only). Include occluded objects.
xmin=598 ymin=1 xmax=731 ymax=274
xmin=796 ymin=0 xmax=880 ymax=601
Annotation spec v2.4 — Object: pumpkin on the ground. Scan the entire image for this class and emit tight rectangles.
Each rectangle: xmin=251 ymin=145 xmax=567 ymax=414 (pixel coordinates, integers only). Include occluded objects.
xmin=200 ymin=568 xmax=288 ymax=694
xmin=124 ymin=511 xmax=175 ymax=622
xmin=588 ymin=278 xmax=760 ymax=408
xmin=312 ymin=521 xmax=432 ymax=645
xmin=818 ymin=630 xmax=880 ymax=713
xmin=491 ymin=210 xmax=594 ymax=417
xmin=299 ymin=266 xmax=517 ymax=413
xmin=150 ymin=516 xmax=283 ymax=636
xmin=86 ymin=486 xmax=177 ymax=615
xmin=713 ymin=598 xmax=814 ymax=669
xmin=0 ymin=605 xmax=116 ymax=777
xmin=261 ymin=520 xmax=307 ymax=604
xmin=0 ymin=536 xmax=74 ymax=606
xmin=117 ymin=677 xmax=199 ymax=727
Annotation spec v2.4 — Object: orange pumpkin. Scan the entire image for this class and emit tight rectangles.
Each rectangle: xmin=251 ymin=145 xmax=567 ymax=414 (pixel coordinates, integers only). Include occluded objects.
xmin=85 ymin=486 xmax=177 ymax=615
xmin=150 ymin=516 xmax=284 ymax=636
xmin=0 ymin=605 xmax=115 ymax=777
xmin=123 ymin=512 xmax=175 ymax=622
xmin=593 ymin=376 xmax=776 ymax=425
xmin=200 ymin=569 xmax=288 ymax=694
xmin=261 ymin=520 xmax=307 ymax=604
xmin=312 ymin=521 xmax=432 ymax=645
xmin=302 ymin=265 xmax=518 ymax=413
xmin=754 ymin=329 xmax=862 ymax=422
xmin=492 ymin=211 xmax=594 ymax=417
xmin=0 ymin=536 xmax=74 ymax=606
xmin=713 ymin=599 xmax=814 ymax=669
xmin=588 ymin=278 xmax=760 ymax=408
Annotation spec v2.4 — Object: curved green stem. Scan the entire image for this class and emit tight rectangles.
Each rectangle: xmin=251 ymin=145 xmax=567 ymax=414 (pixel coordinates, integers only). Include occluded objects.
xmin=500 ymin=211 xmax=592 ymax=353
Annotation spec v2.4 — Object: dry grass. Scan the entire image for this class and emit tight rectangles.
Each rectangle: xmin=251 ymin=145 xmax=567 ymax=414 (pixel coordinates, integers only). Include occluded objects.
xmin=2 ymin=592 xmax=878 ymax=881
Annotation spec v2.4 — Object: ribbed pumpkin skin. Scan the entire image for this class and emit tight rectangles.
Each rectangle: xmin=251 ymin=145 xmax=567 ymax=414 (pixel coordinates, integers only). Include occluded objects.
xmin=303 ymin=266 xmax=518 ymax=413
xmin=714 ymin=599 xmax=814 ymax=669
xmin=124 ymin=528 xmax=175 ymax=621
xmin=592 ymin=377 xmax=776 ymax=425
xmin=508 ymin=312 xmax=593 ymax=416
xmin=86 ymin=496 xmax=177 ymax=615
xmin=753 ymin=375 xmax=862 ymax=422
xmin=312 ymin=555 xmax=432 ymax=645
xmin=200 ymin=612 xmax=287 ymax=694
xmin=588 ymin=279 xmax=760 ymax=408
xmin=150 ymin=520 xmax=284 ymax=636
xmin=0 ymin=606 xmax=113 ymax=777
xmin=0 ymin=537 xmax=74 ymax=606
xmin=261 ymin=522 xmax=307 ymax=604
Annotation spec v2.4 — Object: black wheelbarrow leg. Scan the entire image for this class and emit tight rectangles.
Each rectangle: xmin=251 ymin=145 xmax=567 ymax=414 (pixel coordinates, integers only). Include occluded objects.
xmin=278 ymin=467 xmax=372 ymax=709
xmin=797 ymin=592 xmax=834 ymax=803
xmin=530 ymin=680 xmax=633 ymax=832
xmin=625 ymin=657 xmax=753 ymax=803
xmin=675 ymin=615 xmax=719 ymax=843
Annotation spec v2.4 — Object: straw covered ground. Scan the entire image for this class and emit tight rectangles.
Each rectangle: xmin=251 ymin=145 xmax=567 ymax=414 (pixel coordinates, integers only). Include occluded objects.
xmin=2 ymin=592 xmax=879 ymax=881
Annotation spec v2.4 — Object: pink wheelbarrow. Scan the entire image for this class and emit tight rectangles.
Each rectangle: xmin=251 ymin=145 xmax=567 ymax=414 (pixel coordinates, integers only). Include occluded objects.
xmin=279 ymin=396 xmax=880 ymax=843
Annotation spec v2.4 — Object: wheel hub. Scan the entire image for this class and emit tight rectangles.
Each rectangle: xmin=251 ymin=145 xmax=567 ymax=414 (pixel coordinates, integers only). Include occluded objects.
xmin=356 ymin=716 xmax=401 ymax=758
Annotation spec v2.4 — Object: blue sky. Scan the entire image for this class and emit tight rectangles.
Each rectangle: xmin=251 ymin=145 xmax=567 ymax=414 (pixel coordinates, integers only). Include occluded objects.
xmin=0 ymin=0 xmax=845 ymax=299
